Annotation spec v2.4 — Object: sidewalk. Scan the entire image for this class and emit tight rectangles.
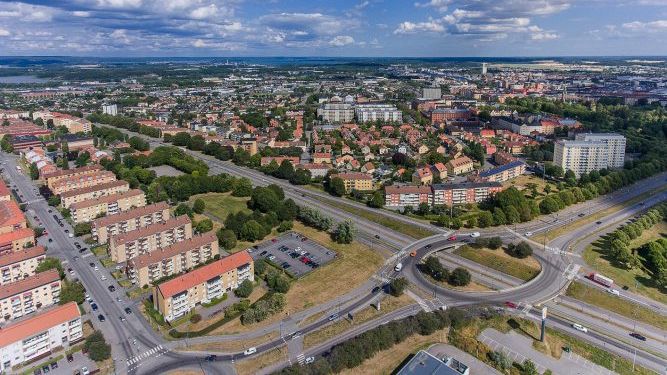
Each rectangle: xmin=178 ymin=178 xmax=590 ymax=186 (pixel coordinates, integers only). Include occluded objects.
xmin=478 ymin=328 xmax=614 ymax=375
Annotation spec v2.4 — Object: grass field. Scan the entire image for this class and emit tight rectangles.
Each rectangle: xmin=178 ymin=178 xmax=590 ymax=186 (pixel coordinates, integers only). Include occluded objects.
xmin=536 ymin=185 xmax=667 ymax=243
xmin=504 ymin=174 xmax=556 ymax=197
xmin=565 ymin=281 xmax=667 ymax=330
xmin=627 ymin=221 xmax=667 ymax=249
xmin=235 ymin=345 xmax=287 ymax=375
xmin=183 ymin=331 xmax=279 ymax=352
xmin=189 ymin=192 xmax=251 ymax=221
xmin=303 ymin=293 xmax=414 ymax=349
xmin=454 ymin=246 xmax=541 ymax=281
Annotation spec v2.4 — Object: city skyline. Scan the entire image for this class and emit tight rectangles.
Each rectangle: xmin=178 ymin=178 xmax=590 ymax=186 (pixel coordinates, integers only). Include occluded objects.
xmin=0 ymin=0 xmax=667 ymax=57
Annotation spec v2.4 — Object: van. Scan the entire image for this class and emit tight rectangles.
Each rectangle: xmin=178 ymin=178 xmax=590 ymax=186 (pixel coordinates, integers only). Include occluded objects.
xmin=244 ymin=347 xmax=257 ymax=356
xmin=394 ymin=262 xmax=403 ymax=272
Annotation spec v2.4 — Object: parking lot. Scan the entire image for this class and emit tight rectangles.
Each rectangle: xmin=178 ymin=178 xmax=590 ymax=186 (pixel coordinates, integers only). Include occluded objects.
xmin=248 ymin=232 xmax=337 ymax=277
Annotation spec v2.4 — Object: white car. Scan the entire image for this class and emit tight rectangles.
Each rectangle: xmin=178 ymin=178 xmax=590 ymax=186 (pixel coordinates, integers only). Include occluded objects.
xmin=100 ymin=275 xmax=107 ymax=281
xmin=243 ymin=347 xmax=257 ymax=356
xmin=525 ymin=232 xmax=533 ymax=237
xmin=82 ymin=367 xmax=90 ymax=375
xmin=572 ymin=323 xmax=588 ymax=333
xmin=606 ymin=288 xmax=620 ymax=296
xmin=470 ymin=232 xmax=480 ymax=238
xmin=304 ymin=356 xmax=315 ymax=364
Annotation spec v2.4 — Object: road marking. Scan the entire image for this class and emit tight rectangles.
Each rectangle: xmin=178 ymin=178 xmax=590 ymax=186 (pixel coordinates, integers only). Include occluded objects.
xmin=297 ymin=353 xmax=305 ymax=365
xmin=125 ymin=345 xmax=168 ymax=367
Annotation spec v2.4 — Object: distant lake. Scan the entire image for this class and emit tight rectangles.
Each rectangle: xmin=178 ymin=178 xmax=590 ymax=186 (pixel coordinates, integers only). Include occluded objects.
xmin=0 ymin=75 xmax=49 ymax=83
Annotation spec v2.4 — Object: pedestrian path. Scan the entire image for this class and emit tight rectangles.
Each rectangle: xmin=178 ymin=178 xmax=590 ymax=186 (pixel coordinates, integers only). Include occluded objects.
xmin=125 ymin=345 xmax=169 ymax=372
xmin=296 ymin=353 xmax=305 ymax=365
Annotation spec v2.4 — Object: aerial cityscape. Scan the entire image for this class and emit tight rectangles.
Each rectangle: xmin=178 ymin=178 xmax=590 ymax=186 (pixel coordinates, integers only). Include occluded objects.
xmin=1 ymin=1 xmax=667 ymax=375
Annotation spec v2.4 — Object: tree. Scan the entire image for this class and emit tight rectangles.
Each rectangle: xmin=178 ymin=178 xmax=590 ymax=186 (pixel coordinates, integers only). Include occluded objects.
xmin=489 ymin=351 xmax=512 ymax=370
xmin=328 ymin=177 xmax=346 ymax=197
xmin=368 ymin=191 xmax=385 ymax=208
xmin=59 ymin=280 xmax=85 ymax=305
xmin=275 ymin=160 xmax=295 ymax=180
xmin=216 ymin=229 xmax=237 ymax=250
xmin=477 ymin=211 xmax=493 ymax=228
xmin=389 ymin=277 xmax=409 ymax=296
xmin=84 ymin=331 xmax=111 ymax=361
xmin=422 ymin=256 xmax=448 ymax=281
xmin=235 ymin=279 xmax=254 ymax=298
xmin=266 ymin=271 xmax=291 ymax=293
xmin=174 ymin=203 xmax=193 ymax=218
xmin=192 ymin=198 xmax=206 ymax=214
xmin=29 ymin=162 xmax=39 ymax=180
xmin=507 ymin=242 xmax=533 ymax=258
xmin=289 ymin=168 xmax=311 ymax=185
xmin=249 ymin=187 xmax=279 ymax=213
xmin=75 ymin=151 xmax=90 ymax=167
xmin=172 ymin=132 xmax=191 ymax=147
xmin=448 ymin=267 xmax=471 ymax=286
xmin=48 ymin=195 xmax=61 ymax=206
xmin=488 ymin=237 xmax=503 ymax=249
xmin=232 ymin=177 xmax=253 ymax=197
xmin=520 ymin=360 xmax=539 ymax=375
xmin=74 ymin=222 xmax=92 ymax=236
xmin=332 ymin=220 xmax=356 ymax=244
xmin=36 ymin=257 xmax=64 ymax=279
xmin=195 ymin=218 xmax=213 ymax=234
xmin=239 ymin=220 xmax=265 ymax=242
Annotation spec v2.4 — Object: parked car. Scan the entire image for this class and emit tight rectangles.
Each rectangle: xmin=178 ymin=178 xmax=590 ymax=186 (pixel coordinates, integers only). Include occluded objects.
xmin=91 ymin=303 xmax=98 ymax=311
xmin=67 ymin=354 xmax=74 ymax=362
xmin=82 ymin=367 xmax=90 ymax=375
xmin=304 ymin=356 xmax=315 ymax=364
xmin=98 ymin=314 xmax=105 ymax=322
xmin=108 ymin=285 xmax=115 ymax=292
xmin=51 ymin=362 xmax=58 ymax=370
xmin=125 ymin=307 xmax=132 ymax=314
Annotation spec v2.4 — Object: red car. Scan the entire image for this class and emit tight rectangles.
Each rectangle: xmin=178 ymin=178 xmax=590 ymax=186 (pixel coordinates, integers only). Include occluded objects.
xmin=448 ymin=236 xmax=457 ymax=241
xmin=504 ymin=301 xmax=517 ymax=309
xmin=271 ymin=238 xmax=277 ymax=243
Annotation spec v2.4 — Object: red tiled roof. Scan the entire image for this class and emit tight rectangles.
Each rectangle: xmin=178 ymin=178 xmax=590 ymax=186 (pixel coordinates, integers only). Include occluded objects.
xmin=0 ymin=246 xmax=45 ymax=268
xmin=0 ymin=227 xmax=34 ymax=245
xmin=0 ymin=200 xmax=26 ymax=229
xmin=0 ymin=269 xmax=60 ymax=299
xmin=0 ymin=302 xmax=79 ymax=347
xmin=0 ymin=180 xmax=10 ymax=198
xmin=129 ymin=232 xmax=217 ymax=269
xmin=109 ymin=215 xmax=190 ymax=246
xmin=60 ymin=180 xmax=128 ymax=199
xmin=92 ymin=202 xmax=170 ymax=228
xmin=42 ymin=164 xmax=102 ymax=180
xmin=157 ymin=251 xmax=252 ymax=299
xmin=70 ymin=189 xmax=144 ymax=210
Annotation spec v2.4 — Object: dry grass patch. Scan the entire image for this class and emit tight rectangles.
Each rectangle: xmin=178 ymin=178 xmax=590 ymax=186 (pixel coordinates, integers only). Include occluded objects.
xmin=235 ymin=346 xmax=287 ymax=375
xmin=454 ymin=246 xmax=541 ymax=281
xmin=337 ymin=330 xmax=447 ymax=375
xmin=298 ymin=310 xmax=327 ymax=328
xmin=183 ymin=331 xmax=279 ymax=352
xmin=505 ymin=174 xmax=554 ymax=196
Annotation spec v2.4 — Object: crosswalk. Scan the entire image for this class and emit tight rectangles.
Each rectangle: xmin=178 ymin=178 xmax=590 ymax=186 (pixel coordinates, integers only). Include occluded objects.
xmin=126 ymin=345 xmax=168 ymax=370
xmin=563 ymin=263 xmax=581 ymax=280
xmin=296 ymin=353 xmax=306 ymax=365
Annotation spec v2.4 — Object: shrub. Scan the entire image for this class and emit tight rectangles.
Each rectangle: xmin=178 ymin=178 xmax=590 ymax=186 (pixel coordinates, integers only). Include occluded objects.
xmin=389 ymin=277 xmax=408 ymax=296
xmin=234 ymin=279 xmax=254 ymax=298
xmin=507 ymin=242 xmax=533 ymax=259
xmin=448 ymin=267 xmax=471 ymax=286
xmin=189 ymin=314 xmax=202 ymax=323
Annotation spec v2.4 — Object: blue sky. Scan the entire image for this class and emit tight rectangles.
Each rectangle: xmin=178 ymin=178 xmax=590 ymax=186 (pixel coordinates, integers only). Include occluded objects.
xmin=0 ymin=0 xmax=666 ymax=56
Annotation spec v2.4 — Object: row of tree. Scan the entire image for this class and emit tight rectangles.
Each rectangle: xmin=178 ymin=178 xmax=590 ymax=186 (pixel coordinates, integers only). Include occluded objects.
xmin=420 ymin=257 xmax=472 ymax=287
xmin=87 ymin=112 xmax=160 ymax=138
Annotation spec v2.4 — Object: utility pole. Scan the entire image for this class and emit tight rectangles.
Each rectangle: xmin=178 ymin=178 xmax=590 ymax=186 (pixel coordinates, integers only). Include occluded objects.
xmin=540 ymin=307 xmax=547 ymax=342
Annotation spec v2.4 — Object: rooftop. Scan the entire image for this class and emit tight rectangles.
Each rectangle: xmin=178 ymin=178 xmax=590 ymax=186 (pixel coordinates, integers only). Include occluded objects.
xmin=396 ymin=350 xmax=465 ymax=375
xmin=92 ymin=201 xmax=170 ymax=228
xmin=479 ymin=160 xmax=526 ymax=178
xmin=0 ymin=200 xmax=26 ymax=229
xmin=70 ymin=189 xmax=144 ymax=210
xmin=0 ymin=302 xmax=79 ymax=347
xmin=59 ymin=179 xmax=128 ymax=199
xmin=129 ymin=232 xmax=217 ymax=269
xmin=0 ymin=269 xmax=60 ymax=300
xmin=42 ymin=164 xmax=103 ymax=180
xmin=157 ymin=251 xmax=252 ymax=299
xmin=0 ymin=246 xmax=45 ymax=268
xmin=0 ymin=227 xmax=34 ymax=245
xmin=110 ymin=215 xmax=190 ymax=246
xmin=432 ymin=181 xmax=503 ymax=190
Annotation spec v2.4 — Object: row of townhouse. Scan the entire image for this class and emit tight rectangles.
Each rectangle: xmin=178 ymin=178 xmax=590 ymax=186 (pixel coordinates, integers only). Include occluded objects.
xmin=0 ymin=302 xmax=82 ymax=372
xmin=92 ymin=202 xmax=171 ymax=245
xmin=60 ymin=180 xmax=129 ymax=209
xmin=70 ymin=189 xmax=146 ymax=224
xmin=0 ymin=269 xmax=61 ymax=323
xmin=108 ymin=215 xmax=193 ymax=263
xmin=153 ymin=250 xmax=254 ymax=322
xmin=0 ymin=246 xmax=46 ymax=286
xmin=385 ymin=182 xmax=504 ymax=209
xmin=127 ymin=232 xmax=219 ymax=287
xmin=43 ymin=164 xmax=104 ymax=192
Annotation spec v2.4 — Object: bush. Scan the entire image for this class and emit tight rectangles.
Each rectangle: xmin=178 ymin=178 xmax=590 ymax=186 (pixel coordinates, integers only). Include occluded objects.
xmin=488 ymin=237 xmax=503 ymax=249
xmin=74 ymin=223 xmax=92 ymax=236
xmin=332 ymin=220 xmax=355 ymax=244
xmin=193 ymin=198 xmax=206 ymax=214
xmin=84 ymin=330 xmax=111 ymax=362
xmin=507 ymin=242 xmax=533 ymax=259
xmin=489 ymin=350 xmax=512 ymax=370
xmin=389 ymin=277 xmax=408 ymax=296
xmin=266 ymin=271 xmax=291 ymax=293
xmin=235 ymin=279 xmax=254 ymax=298
xmin=448 ymin=267 xmax=471 ymax=286
xmin=216 ymin=229 xmax=237 ymax=250
xmin=240 ymin=293 xmax=286 ymax=325
xmin=421 ymin=256 xmax=448 ymax=281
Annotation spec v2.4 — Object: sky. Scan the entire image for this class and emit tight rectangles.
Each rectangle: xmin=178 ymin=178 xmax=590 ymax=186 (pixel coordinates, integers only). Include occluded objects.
xmin=0 ymin=0 xmax=666 ymax=57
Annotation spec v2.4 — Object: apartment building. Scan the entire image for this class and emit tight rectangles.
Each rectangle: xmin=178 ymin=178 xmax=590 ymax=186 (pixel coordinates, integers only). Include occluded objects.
xmin=70 ymin=189 xmax=146 ymax=224
xmin=553 ymin=138 xmax=618 ymax=178
xmin=127 ymin=232 xmax=219 ymax=287
xmin=331 ymin=172 xmax=373 ymax=193
xmin=317 ymin=103 xmax=355 ymax=123
xmin=108 ymin=215 xmax=192 ymax=263
xmin=51 ymin=170 xmax=117 ymax=196
xmin=0 ymin=302 xmax=82 ymax=372
xmin=412 ymin=167 xmax=433 ymax=186
xmin=355 ymin=104 xmax=402 ymax=123
xmin=32 ymin=111 xmax=91 ymax=133
xmin=43 ymin=164 xmax=103 ymax=191
xmin=477 ymin=160 xmax=526 ymax=183
xmin=0 ymin=270 xmax=61 ymax=323
xmin=385 ymin=186 xmax=432 ymax=208
xmin=432 ymin=182 xmax=503 ymax=206
xmin=446 ymin=156 xmax=475 ymax=176
xmin=153 ymin=251 xmax=254 ymax=321
xmin=60 ymin=180 xmax=129 ymax=209
xmin=0 ymin=246 xmax=46 ymax=286
xmin=92 ymin=202 xmax=171 ymax=245
xmin=0 ymin=180 xmax=10 ymax=201
xmin=0 ymin=200 xmax=27 ymax=235
xmin=574 ymin=133 xmax=626 ymax=168
xmin=0 ymin=228 xmax=35 ymax=256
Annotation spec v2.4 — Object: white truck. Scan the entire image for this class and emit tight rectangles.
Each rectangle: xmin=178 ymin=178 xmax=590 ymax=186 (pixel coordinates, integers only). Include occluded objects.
xmin=590 ymin=272 xmax=614 ymax=288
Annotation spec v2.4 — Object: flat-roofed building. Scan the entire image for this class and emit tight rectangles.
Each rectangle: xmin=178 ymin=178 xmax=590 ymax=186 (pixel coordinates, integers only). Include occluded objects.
xmin=477 ymin=160 xmax=526 ymax=183
xmin=554 ymin=140 xmax=607 ymax=178
xmin=127 ymin=232 xmax=219 ymax=287
xmin=70 ymin=189 xmax=146 ymax=224
xmin=92 ymin=202 xmax=171 ymax=245
xmin=0 ymin=269 xmax=61 ymax=323
xmin=153 ymin=251 xmax=254 ymax=321
xmin=0 ymin=228 xmax=35 ymax=256
xmin=0 ymin=302 xmax=82 ymax=372
xmin=51 ymin=170 xmax=117 ymax=196
xmin=331 ymin=172 xmax=373 ymax=193
xmin=355 ymin=104 xmax=402 ymax=123
xmin=43 ymin=164 xmax=103 ymax=191
xmin=0 ymin=246 xmax=46 ymax=285
xmin=108 ymin=215 xmax=192 ymax=263
xmin=317 ymin=103 xmax=355 ymax=123
xmin=0 ymin=200 xmax=27 ymax=235
xmin=60 ymin=180 xmax=129 ymax=209
xmin=384 ymin=185 xmax=432 ymax=209
xmin=432 ymin=182 xmax=503 ymax=206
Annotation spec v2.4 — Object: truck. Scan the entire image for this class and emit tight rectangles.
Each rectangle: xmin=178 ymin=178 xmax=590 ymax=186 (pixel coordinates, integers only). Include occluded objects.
xmin=394 ymin=262 xmax=403 ymax=272
xmin=590 ymin=272 xmax=614 ymax=288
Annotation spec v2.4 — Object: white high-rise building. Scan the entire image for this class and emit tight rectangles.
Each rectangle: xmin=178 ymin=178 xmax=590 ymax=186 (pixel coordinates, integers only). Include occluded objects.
xmin=422 ymin=85 xmax=441 ymax=100
xmin=482 ymin=63 xmax=488 ymax=75
xmin=554 ymin=133 xmax=626 ymax=177
xmin=317 ymin=103 xmax=354 ymax=123
xmin=102 ymin=104 xmax=118 ymax=116
xmin=354 ymin=104 xmax=402 ymax=123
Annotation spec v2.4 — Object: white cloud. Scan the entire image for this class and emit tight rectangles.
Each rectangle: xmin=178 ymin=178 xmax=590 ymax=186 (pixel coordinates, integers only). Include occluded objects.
xmin=192 ymin=38 xmax=206 ymax=47
xmin=0 ymin=28 xmax=9 ymax=37
xmin=531 ymin=31 xmax=559 ymax=40
xmin=190 ymin=4 xmax=219 ymax=20
xmin=72 ymin=11 xmax=91 ymax=17
xmin=415 ymin=0 xmax=451 ymax=12
xmin=329 ymin=35 xmax=354 ymax=46
xmin=95 ymin=0 xmax=143 ymax=9
xmin=622 ymin=20 xmax=667 ymax=31
xmin=394 ymin=20 xmax=445 ymax=34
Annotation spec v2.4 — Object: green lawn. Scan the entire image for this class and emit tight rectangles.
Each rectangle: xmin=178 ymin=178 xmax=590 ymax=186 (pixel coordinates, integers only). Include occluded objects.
xmin=91 ymin=245 xmax=107 ymax=257
xmin=189 ymin=193 xmax=251 ymax=221
xmin=454 ymin=245 xmax=541 ymax=281
xmin=565 ymin=281 xmax=667 ymax=330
